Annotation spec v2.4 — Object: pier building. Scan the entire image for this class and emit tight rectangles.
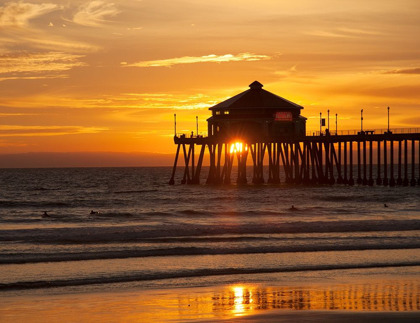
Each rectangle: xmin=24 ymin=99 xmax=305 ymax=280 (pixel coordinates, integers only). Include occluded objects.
xmin=207 ymin=81 xmax=306 ymax=140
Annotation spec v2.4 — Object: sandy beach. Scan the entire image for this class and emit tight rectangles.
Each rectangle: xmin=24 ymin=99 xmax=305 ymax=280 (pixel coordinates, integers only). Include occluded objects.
xmin=1 ymin=268 xmax=419 ymax=323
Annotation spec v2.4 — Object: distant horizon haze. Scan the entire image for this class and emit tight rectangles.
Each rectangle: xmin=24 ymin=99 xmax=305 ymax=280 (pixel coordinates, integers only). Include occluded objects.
xmin=0 ymin=151 xmax=176 ymax=168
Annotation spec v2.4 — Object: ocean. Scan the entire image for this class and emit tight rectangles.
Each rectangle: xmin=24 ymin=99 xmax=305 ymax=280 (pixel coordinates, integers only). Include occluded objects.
xmin=1 ymin=166 xmax=420 ymax=296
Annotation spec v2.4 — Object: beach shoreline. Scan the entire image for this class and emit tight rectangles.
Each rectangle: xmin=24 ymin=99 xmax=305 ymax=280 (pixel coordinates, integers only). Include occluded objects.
xmin=1 ymin=268 xmax=419 ymax=323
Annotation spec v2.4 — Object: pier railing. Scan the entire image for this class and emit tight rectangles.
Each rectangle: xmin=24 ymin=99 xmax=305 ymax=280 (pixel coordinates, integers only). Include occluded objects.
xmin=175 ymin=128 xmax=420 ymax=140
xmin=307 ymin=128 xmax=420 ymax=137
xmin=176 ymin=132 xmax=207 ymax=139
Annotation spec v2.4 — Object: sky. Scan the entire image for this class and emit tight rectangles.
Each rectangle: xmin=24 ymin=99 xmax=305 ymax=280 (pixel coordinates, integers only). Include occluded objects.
xmin=1 ymin=0 xmax=420 ymax=166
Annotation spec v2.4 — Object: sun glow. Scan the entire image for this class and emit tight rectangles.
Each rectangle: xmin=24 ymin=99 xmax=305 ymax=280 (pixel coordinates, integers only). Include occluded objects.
xmin=229 ymin=142 xmax=247 ymax=154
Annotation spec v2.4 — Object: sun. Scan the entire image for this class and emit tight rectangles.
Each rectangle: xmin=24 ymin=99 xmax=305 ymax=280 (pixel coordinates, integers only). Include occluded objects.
xmin=229 ymin=142 xmax=247 ymax=154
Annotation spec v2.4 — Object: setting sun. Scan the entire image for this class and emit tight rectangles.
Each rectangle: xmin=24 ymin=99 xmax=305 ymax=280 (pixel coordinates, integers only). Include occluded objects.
xmin=230 ymin=142 xmax=245 ymax=154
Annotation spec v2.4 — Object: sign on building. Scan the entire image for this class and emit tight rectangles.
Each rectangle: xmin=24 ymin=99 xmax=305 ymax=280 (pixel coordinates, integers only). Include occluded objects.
xmin=274 ymin=111 xmax=293 ymax=121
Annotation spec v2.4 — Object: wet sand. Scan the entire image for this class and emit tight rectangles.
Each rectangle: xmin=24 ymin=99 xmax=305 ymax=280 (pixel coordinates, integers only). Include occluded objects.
xmin=1 ymin=273 xmax=419 ymax=323
xmin=216 ymin=311 xmax=420 ymax=323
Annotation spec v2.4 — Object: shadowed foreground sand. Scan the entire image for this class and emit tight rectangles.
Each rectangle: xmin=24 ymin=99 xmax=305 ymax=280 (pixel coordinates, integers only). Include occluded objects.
xmin=206 ymin=311 xmax=420 ymax=323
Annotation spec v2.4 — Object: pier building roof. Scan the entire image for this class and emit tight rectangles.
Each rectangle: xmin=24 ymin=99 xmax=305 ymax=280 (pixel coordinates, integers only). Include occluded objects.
xmin=209 ymin=81 xmax=304 ymax=111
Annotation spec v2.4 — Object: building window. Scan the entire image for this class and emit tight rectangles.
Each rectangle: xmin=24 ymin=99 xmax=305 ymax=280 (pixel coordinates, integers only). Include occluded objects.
xmin=216 ymin=111 xmax=221 ymax=115
xmin=224 ymin=111 xmax=229 ymax=115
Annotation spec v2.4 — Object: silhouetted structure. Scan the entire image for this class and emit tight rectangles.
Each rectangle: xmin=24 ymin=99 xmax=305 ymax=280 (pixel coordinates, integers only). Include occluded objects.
xmin=169 ymin=81 xmax=420 ymax=186
xmin=208 ymin=81 xmax=306 ymax=139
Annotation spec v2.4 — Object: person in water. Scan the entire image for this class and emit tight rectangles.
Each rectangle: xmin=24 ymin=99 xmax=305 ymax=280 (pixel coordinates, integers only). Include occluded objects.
xmin=42 ymin=211 xmax=49 ymax=217
xmin=289 ymin=205 xmax=298 ymax=211
xmin=90 ymin=210 xmax=99 ymax=214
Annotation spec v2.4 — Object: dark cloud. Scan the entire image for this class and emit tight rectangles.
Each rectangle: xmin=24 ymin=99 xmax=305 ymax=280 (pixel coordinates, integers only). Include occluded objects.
xmin=382 ymin=68 xmax=420 ymax=75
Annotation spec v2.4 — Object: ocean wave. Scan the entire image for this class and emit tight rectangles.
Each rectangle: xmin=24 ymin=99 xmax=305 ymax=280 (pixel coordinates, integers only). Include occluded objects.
xmin=1 ymin=261 xmax=419 ymax=291
xmin=2 ymin=220 xmax=419 ymax=243
xmin=113 ymin=189 xmax=159 ymax=194
xmin=162 ymin=210 xmax=286 ymax=217
xmin=318 ymin=194 xmax=404 ymax=203
xmin=29 ymin=187 xmax=61 ymax=191
xmin=0 ymin=201 xmax=69 ymax=208
xmin=2 ymin=243 xmax=420 ymax=265
xmin=93 ymin=212 xmax=135 ymax=218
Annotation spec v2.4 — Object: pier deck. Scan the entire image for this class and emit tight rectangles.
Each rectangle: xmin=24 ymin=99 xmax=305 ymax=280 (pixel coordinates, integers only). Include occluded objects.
xmin=169 ymin=131 xmax=420 ymax=186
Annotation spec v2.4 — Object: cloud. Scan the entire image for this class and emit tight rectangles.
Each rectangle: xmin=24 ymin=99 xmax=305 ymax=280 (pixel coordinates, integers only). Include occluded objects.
xmin=0 ymin=52 xmax=87 ymax=81
xmin=304 ymin=27 xmax=382 ymax=39
xmin=0 ymin=1 xmax=58 ymax=27
xmin=275 ymin=65 xmax=299 ymax=77
xmin=22 ymin=34 xmax=100 ymax=52
xmin=0 ymin=125 xmax=108 ymax=137
xmin=125 ymin=52 xmax=271 ymax=67
xmin=304 ymin=30 xmax=354 ymax=38
xmin=338 ymin=28 xmax=382 ymax=36
xmin=382 ymin=67 xmax=420 ymax=75
xmin=100 ymin=92 xmax=218 ymax=110
xmin=0 ymin=2 xmax=99 ymax=53
xmin=0 ymin=113 xmax=36 ymax=116
xmin=73 ymin=1 xmax=120 ymax=27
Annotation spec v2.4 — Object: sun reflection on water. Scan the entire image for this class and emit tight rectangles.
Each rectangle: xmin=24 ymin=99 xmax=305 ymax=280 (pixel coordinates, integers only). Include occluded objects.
xmin=233 ymin=286 xmax=245 ymax=316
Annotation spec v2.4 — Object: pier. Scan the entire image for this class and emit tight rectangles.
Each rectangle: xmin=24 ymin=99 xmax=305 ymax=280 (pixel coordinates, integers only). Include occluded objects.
xmin=169 ymin=82 xmax=420 ymax=186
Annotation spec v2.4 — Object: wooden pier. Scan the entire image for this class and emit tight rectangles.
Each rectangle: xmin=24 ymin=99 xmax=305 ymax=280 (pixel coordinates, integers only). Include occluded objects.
xmin=169 ymin=81 xmax=420 ymax=186
xmin=169 ymin=132 xmax=420 ymax=186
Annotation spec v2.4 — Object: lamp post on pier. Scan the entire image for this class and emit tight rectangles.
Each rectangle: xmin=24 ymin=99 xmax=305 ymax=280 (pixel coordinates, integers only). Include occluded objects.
xmin=387 ymin=106 xmax=390 ymax=133
xmin=174 ymin=114 xmax=177 ymax=136
xmin=327 ymin=110 xmax=330 ymax=130
xmin=196 ymin=116 xmax=198 ymax=137
xmin=320 ymin=112 xmax=322 ymax=135
xmin=336 ymin=113 xmax=338 ymax=135
xmin=361 ymin=109 xmax=363 ymax=133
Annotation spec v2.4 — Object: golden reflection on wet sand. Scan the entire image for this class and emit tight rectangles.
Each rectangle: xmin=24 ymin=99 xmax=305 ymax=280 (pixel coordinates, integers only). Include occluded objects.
xmin=1 ymin=279 xmax=419 ymax=323
xmin=210 ymin=281 xmax=420 ymax=315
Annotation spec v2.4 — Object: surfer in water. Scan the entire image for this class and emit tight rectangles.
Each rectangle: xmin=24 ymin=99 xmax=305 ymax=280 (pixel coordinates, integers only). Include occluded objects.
xmin=289 ymin=205 xmax=298 ymax=211
xmin=42 ymin=211 xmax=49 ymax=217
xmin=90 ymin=210 xmax=99 ymax=215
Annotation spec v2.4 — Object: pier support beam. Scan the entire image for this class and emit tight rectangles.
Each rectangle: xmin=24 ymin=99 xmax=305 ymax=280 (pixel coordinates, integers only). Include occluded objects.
xmin=357 ymin=141 xmax=362 ymax=184
xmin=383 ymin=140 xmax=388 ymax=186
xmin=363 ymin=140 xmax=368 ymax=185
xmin=349 ymin=141 xmax=354 ymax=185
xmin=368 ymin=140 xmax=374 ymax=186
xmin=169 ymin=144 xmax=181 ymax=185
xmin=376 ymin=140 xmax=382 ymax=185
xmin=343 ymin=141 xmax=348 ymax=184
xmin=397 ymin=140 xmax=402 ymax=185
xmin=411 ymin=140 xmax=416 ymax=186
xmin=390 ymin=140 xmax=396 ymax=187
xmin=403 ymin=140 xmax=409 ymax=186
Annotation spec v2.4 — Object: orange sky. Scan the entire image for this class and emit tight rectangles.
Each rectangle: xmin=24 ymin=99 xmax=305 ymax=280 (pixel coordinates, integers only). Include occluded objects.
xmin=1 ymin=0 xmax=420 ymax=165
